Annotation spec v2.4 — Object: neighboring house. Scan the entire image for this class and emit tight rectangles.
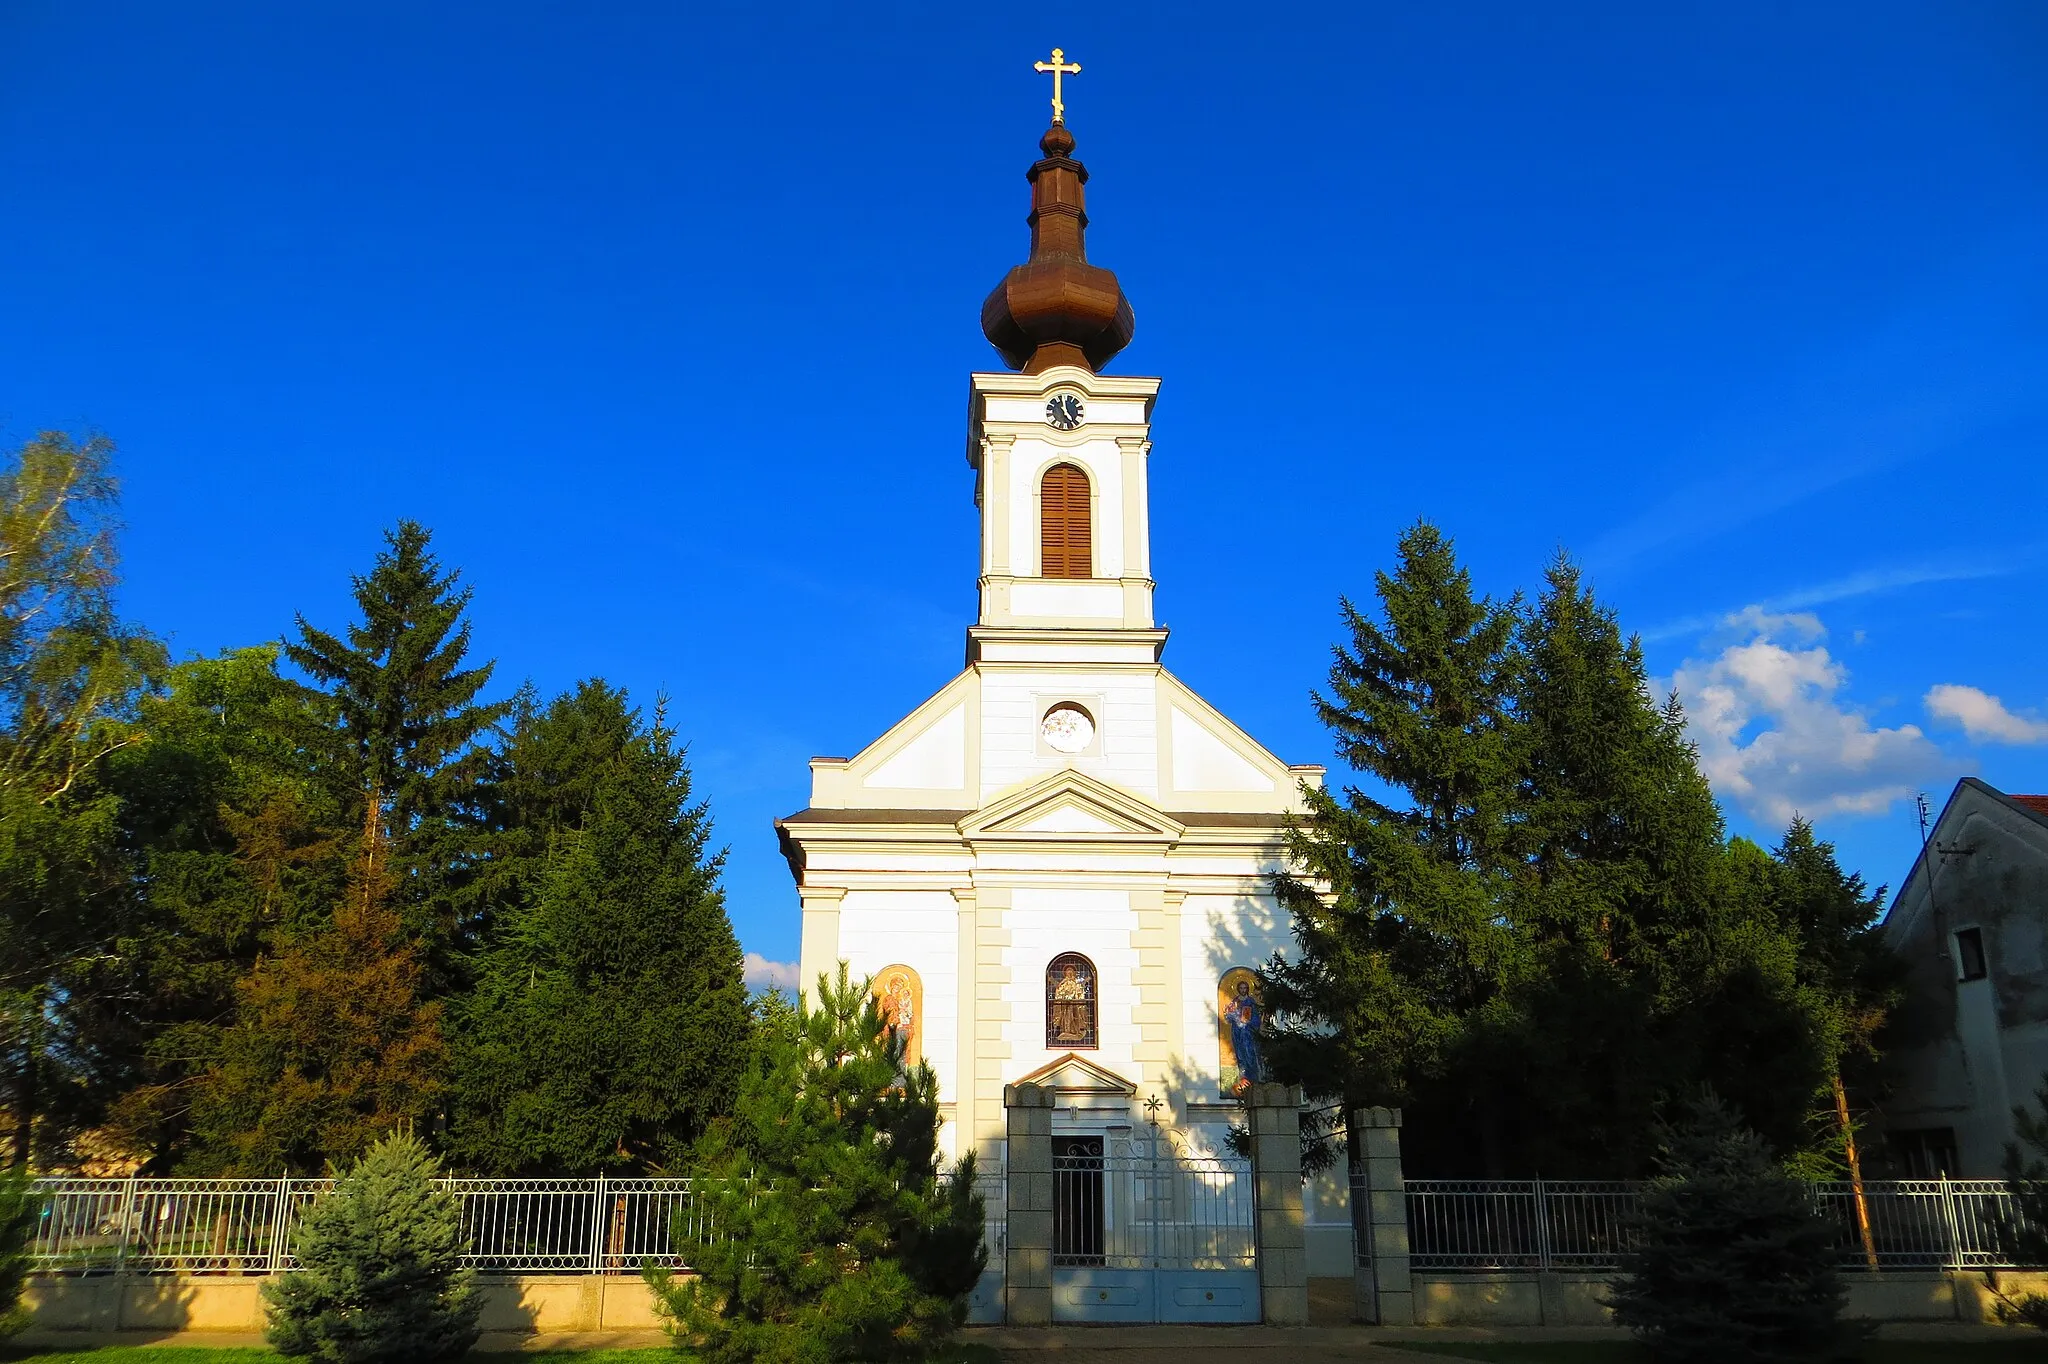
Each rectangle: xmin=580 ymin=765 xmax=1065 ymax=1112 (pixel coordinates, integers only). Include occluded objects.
xmin=1879 ymin=777 xmax=2048 ymax=1177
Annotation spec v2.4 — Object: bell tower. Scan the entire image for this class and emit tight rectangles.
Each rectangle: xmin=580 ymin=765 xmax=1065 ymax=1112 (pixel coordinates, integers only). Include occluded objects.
xmin=969 ymin=120 xmax=1162 ymax=650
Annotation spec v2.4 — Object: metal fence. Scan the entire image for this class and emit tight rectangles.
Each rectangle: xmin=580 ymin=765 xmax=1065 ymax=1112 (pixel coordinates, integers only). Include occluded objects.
xmin=29 ymin=1172 xmax=1004 ymax=1277
xmin=1396 ymin=1178 xmax=2021 ymax=1272
xmin=1052 ymin=1153 xmax=1256 ymax=1271
xmin=969 ymin=1169 xmax=1007 ymax=1269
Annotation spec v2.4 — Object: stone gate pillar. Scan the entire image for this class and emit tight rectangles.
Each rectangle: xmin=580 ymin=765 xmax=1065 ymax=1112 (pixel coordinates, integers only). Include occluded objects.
xmin=1003 ymin=1081 xmax=1054 ymax=1325
xmin=1247 ymin=1082 xmax=1309 ymax=1325
xmin=1352 ymin=1106 xmax=1414 ymax=1325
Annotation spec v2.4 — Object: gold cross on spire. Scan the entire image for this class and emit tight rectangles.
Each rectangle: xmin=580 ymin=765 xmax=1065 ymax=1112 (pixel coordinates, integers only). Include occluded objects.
xmin=1033 ymin=47 xmax=1081 ymax=124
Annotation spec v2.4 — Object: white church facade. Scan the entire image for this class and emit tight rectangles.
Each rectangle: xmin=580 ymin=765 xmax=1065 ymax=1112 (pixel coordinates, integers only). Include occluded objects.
xmin=777 ymin=108 xmax=1345 ymax=1275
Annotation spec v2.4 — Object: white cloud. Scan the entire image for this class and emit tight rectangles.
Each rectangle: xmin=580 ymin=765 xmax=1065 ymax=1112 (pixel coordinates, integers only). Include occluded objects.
xmin=1925 ymin=684 xmax=2048 ymax=745
xmin=1670 ymin=607 xmax=1944 ymax=824
xmin=742 ymin=952 xmax=799 ymax=993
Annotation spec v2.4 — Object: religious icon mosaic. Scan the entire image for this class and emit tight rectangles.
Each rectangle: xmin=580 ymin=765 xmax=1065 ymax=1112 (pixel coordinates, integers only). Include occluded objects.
xmin=873 ymin=964 xmax=921 ymax=1067
xmin=1218 ymin=967 xmax=1265 ymax=1094
xmin=1045 ymin=952 xmax=1098 ymax=1049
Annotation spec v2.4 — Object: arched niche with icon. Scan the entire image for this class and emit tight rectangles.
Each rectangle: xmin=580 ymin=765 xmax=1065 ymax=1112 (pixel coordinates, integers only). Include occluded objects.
xmin=872 ymin=964 xmax=922 ymax=1068
xmin=1218 ymin=967 xmax=1266 ymax=1094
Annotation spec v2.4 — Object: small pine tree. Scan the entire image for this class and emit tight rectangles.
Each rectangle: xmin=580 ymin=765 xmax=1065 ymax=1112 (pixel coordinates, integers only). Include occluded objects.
xmin=1608 ymin=1093 xmax=1859 ymax=1364
xmin=264 ymin=1132 xmax=480 ymax=1364
xmin=1989 ymin=1076 xmax=2048 ymax=1328
xmin=646 ymin=970 xmax=986 ymax=1364
xmin=0 ymin=1165 xmax=42 ymax=1340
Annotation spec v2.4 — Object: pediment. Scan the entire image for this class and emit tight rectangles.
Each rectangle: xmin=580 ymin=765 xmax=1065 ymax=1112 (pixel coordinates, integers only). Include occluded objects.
xmin=960 ymin=768 xmax=1184 ymax=842
xmin=1159 ymin=671 xmax=1298 ymax=799
xmin=1015 ymin=1052 xmax=1137 ymax=1097
xmin=820 ymin=672 xmax=975 ymax=804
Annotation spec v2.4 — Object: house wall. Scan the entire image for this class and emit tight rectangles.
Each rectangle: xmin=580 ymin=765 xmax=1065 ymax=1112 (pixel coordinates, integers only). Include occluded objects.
xmin=1881 ymin=782 xmax=2048 ymax=1175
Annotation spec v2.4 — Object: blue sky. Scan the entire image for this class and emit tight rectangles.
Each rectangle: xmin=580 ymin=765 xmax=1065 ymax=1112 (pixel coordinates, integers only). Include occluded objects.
xmin=4 ymin=3 xmax=2044 ymax=981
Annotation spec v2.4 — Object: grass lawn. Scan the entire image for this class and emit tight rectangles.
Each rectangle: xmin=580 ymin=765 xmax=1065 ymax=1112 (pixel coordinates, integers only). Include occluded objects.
xmin=0 ymin=1352 xmax=676 ymax=1364
xmin=1392 ymin=1341 xmax=2048 ymax=1363
xmin=0 ymin=1347 xmax=1004 ymax=1364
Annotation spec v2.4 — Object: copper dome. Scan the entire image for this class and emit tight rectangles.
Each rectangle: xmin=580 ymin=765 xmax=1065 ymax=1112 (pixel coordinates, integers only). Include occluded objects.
xmin=980 ymin=123 xmax=1136 ymax=374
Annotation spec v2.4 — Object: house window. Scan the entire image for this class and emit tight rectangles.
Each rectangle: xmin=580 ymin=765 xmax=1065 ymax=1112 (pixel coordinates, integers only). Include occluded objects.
xmin=1040 ymin=463 xmax=1092 ymax=579
xmin=1886 ymin=1127 xmax=1959 ymax=1179
xmin=1955 ymin=927 xmax=1989 ymax=982
xmin=1046 ymin=952 xmax=1098 ymax=1049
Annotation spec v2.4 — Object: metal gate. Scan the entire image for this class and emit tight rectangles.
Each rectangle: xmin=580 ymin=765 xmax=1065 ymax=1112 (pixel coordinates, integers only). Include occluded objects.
xmin=1051 ymin=1128 xmax=1259 ymax=1322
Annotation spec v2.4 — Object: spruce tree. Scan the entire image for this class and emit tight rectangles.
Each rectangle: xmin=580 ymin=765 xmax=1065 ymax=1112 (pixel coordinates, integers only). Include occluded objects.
xmin=1608 ymin=1093 xmax=1858 ymax=1364
xmin=1273 ymin=533 xmax=1882 ymax=1177
xmin=1265 ymin=521 xmax=1522 ymax=1154
xmin=184 ymin=855 xmax=445 ymax=1174
xmin=1767 ymin=819 xmax=1902 ymax=1150
xmin=1478 ymin=557 xmax=1747 ymax=1174
xmin=176 ymin=522 xmax=495 ymax=1173
xmin=264 ymin=1132 xmax=480 ymax=1364
xmin=1513 ymin=555 xmax=1726 ymax=962
xmin=106 ymin=646 xmax=352 ymax=1168
xmin=285 ymin=520 xmax=507 ymax=980
xmin=647 ymin=969 xmax=985 ymax=1364
xmin=448 ymin=682 xmax=748 ymax=1173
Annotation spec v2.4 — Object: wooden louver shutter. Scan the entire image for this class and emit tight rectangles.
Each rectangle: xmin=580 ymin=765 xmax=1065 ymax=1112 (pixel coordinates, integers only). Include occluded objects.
xmin=1040 ymin=463 xmax=1092 ymax=579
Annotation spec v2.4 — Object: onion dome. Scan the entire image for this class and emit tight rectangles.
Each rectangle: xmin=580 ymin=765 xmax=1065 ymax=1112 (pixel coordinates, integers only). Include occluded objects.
xmin=980 ymin=123 xmax=1136 ymax=374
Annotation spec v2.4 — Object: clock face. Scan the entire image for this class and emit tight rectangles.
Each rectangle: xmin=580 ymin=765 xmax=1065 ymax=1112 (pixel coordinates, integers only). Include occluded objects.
xmin=1046 ymin=393 xmax=1085 ymax=431
xmin=1040 ymin=703 xmax=1095 ymax=754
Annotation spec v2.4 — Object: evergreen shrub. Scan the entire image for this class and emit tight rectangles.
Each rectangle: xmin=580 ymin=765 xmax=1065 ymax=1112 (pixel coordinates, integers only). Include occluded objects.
xmin=647 ymin=969 xmax=986 ymax=1364
xmin=1607 ymin=1092 xmax=1860 ymax=1363
xmin=0 ymin=1165 xmax=43 ymax=1340
xmin=1990 ymin=1076 xmax=2048 ymax=1328
xmin=264 ymin=1132 xmax=480 ymax=1364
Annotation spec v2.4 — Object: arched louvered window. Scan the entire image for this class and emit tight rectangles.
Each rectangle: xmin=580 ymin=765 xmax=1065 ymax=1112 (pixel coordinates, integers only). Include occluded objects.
xmin=1040 ymin=463 xmax=1093 ymax=579
xmin=1046 ymin=952 xmax=1099 ymax=1050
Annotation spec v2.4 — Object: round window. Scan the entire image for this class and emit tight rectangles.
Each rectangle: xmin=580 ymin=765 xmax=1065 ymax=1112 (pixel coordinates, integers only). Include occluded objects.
xmin=1039 ymin=702 xmax=1095 ymax=754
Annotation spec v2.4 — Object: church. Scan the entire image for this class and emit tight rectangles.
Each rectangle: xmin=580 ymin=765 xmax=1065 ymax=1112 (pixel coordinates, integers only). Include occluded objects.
xmin=778 ymin=64 xmax=1324 ymax=1218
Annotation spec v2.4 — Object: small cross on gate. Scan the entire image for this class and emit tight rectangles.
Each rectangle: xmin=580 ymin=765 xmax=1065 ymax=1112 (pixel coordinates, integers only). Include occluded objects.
xmin=1033 ymin=47 xmax=1081 ymax=124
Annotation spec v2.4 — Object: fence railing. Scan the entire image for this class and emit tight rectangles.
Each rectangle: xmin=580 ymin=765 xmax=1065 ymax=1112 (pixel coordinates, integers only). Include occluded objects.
xmin=29 ymin=1172 xmax=1005 ymax=1277
xmin=969 ymin=1170 xmax=1007 ymax=1269
xmin=1394 ymin=1178 xmax=2021 ymax=1272
xmin=1051 ymin=1153 xmax=1256 ymax=1271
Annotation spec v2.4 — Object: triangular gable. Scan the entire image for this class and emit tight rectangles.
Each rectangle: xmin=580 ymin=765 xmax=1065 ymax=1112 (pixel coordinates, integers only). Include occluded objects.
xmin=1158 ymin=669 xmax=1304 ymax=803
xmin=1015 ymin=1052 xmax=1137 ymax=1097
xmin=834 ymin=671 xmax=975 ymax=798
xmin=961 ymin=767 xmax=1185 ymax=841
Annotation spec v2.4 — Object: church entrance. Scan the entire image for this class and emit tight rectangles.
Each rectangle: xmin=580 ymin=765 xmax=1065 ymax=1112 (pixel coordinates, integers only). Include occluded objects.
xmin=1050 ymin=1129 xmax=1260 ymax=1323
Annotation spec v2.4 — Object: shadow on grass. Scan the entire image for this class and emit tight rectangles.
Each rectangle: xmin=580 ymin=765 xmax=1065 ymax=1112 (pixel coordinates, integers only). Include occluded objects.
xmin=1389 ymin=1339 xmax=2048 ymax=1363
xmin=1 ymin=1344 xmax=998 ymax=1364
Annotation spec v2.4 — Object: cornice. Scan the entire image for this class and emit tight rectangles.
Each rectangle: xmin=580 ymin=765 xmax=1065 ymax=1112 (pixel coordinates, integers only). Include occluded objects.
xmin=966 ymin=625 xmax=1167 ymax=666
xmin=968 ymin=368 xmax=1162 ymax=400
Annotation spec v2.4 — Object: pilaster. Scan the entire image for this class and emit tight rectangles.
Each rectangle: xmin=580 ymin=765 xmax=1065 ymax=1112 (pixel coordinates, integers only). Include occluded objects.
xmin=974 ymin=886 xmax=1015 ymax=1164
xmin=1128 ymin=887 xmax=1182 ymax=1095
xmin=1352 ymin=1106 xmax=1413 ymax=1325
xmin=1116 ymin=434 xmax=1151 ymax=581
xmin=951 ymin=886 xmax=979 ymax=1158
xmin=795 ymin=887 xmax=845 ymax=1007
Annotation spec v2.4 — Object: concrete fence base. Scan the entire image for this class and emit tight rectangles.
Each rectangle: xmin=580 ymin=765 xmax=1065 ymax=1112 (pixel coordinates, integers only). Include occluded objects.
xmin=1407 ymin=1268 xmax=2048 ymax=1327
xmin=24 ymin=1273 xmax=678 ymax=1336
